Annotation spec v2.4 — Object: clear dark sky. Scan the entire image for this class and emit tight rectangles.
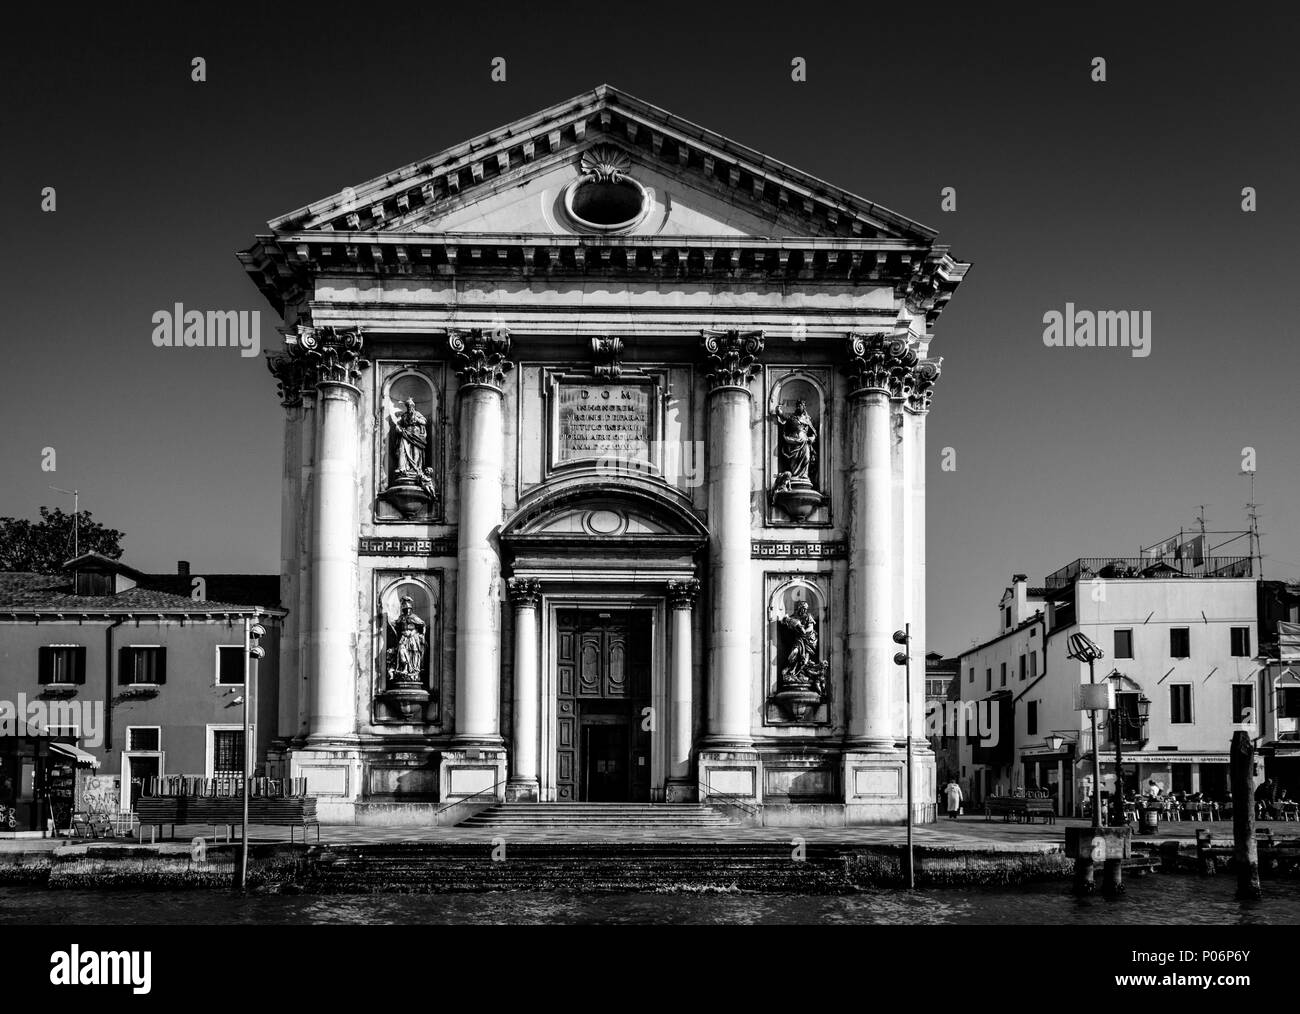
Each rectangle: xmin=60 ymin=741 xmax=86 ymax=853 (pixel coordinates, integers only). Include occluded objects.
xmin=3 ymin=3 xmax=1297 ymax=654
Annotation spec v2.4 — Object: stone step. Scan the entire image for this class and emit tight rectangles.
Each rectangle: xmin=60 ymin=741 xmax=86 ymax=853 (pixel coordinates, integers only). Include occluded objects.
xmin=459 ymin=803 xmax=739 ymax=829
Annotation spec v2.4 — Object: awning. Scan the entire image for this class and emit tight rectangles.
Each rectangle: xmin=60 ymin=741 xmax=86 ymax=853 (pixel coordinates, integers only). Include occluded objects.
xmin=49 ymin=743 xmax=101 ymax=768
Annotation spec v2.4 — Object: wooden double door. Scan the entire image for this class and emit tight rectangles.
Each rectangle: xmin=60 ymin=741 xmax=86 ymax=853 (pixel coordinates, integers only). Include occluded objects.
xmin=556 ymin=609 xmax=651 ymax=802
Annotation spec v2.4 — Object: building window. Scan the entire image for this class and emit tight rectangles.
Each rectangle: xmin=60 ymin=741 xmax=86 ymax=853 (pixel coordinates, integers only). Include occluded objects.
xmin=127 ymin=727 xmax=161 ymax=752
xmin=1279 ymin=687 xmax=1300 ymax=719
xmin=986 ymin=668 xmax=992 ymax=691
xmin=968 ymin=667 xmax=974 ymax=684
xmin=217 ymin=646 xmax=245 ymax=686
xmin=1230 ymin=627 xmax=1251 ymax=658
xmin=1170 ymin=627 xmax=1190 ymax=658
xmin=1114 ymin=629 xmax=1134 ymax=659
xmin=1000 ymin=662 xmax=1007 ymax=687
xmin=211 ymin=730 xmax=246 ymax=777
xmin=1169 ymin=684 xmax=1193 ymax=724
xmin=1019 ymin=654 xmax=1027 ymax=681
xmin=38 ymin=645 xmax=86 ymax=685
xmin=1026 ymin=701 xmax=1038 ymax=736
xmin=121 ymin=647 xmax=166 ymax=685
xmin=1004 ymin=606 xmax=1011 ymax=629
xmin=1231 ymin=685 xmax=1255 ymax=724
xmin=1030 ymin=652 xmax=1038 ymax=679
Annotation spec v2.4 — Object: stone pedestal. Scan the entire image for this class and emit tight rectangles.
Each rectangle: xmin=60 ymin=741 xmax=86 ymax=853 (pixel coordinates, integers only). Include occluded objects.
xmin=698 ymin=749 xmax=762 ymax=803
xmin=841 ymin=747 xmax=934 ymax=824
xmin=290 ymin=747 xmax=363 ymax=824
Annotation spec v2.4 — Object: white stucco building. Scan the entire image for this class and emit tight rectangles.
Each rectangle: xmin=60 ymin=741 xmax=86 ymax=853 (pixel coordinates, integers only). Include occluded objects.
xmin=959 ymin=539 xmax=1263 ymax=815
xmin=240 ymin=85 xmax=968 ymax=824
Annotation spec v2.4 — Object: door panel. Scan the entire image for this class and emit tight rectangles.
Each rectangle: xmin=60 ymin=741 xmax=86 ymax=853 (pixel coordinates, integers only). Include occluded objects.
xmin=556 ymin=610 xmax=652 ymax=802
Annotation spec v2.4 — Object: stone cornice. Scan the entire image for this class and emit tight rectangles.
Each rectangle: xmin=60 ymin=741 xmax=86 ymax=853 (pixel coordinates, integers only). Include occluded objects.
xmin=239 ymin=233 xmax=969 ymax=321
xmin=282 ymin=324 xmax=370 ymax=389
xmin=448 ymin=327 xmax=514 ymax=392
xmin=701 ymin=329 xmax=765 ymax=392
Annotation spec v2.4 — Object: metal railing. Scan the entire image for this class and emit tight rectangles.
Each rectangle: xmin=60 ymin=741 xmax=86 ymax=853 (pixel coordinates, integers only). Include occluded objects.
xmin=697 ymin=778 xmax=762 ymax=818
xmin=1044 ymin=556 xmax=1254 ymax=590
xmin=433 ymin=778 xmax=506 ymax=818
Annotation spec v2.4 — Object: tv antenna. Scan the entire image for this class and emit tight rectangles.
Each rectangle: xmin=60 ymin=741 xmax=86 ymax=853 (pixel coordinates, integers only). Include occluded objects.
xmin=48 ymin=486 xmax=80 ymax=559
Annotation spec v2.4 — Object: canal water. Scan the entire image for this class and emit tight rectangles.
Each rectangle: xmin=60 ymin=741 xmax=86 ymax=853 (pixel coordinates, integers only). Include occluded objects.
xmin=2 ymin=875 xmax=1297 ymax=924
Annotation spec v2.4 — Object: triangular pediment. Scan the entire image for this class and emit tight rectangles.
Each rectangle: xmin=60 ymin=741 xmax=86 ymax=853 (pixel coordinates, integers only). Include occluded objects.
xmin=267 ymin=85 xmax=936 ymax=243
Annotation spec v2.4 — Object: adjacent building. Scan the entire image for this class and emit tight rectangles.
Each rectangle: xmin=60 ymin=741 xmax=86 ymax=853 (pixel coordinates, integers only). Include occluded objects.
xmin=959 ymin=535 xmax=1264 ymax=815
xmin=240 ymin=85 xmax=969 ymax=823
xmin=0 ymin=554 xmax=281 ymax=831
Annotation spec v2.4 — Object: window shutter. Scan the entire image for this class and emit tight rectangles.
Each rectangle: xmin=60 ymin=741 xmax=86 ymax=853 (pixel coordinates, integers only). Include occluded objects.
xmin=74 ymin=646 xmax=87 ymax=684
xmin=155 ymin=647 xmax=167 ymax=685
xmin=38 ymin=646 xmax=52 ymax=685
xmin=119 ymin=646 xmax=132 ymax=685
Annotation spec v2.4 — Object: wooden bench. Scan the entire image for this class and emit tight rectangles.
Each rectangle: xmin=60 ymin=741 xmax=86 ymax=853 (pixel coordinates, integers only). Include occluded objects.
xmin=984 ymin=795 xmax=1057 ymax=824
xmin=136 ymin=796 xmax=319 ymax=843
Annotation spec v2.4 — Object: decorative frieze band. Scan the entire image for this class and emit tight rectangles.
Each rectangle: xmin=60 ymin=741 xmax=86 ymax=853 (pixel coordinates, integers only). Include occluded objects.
xmin=666 ymin=578 xmax=701 ymax=610
xmin=506 ymin=576 xmax=542 ymax=609
xmin=701 ymin=329 xmax=765 ymax=392
xmin=449 ymin=327 xmax=514 ymax=391
xmin=282 ymin=324 xmax=370 ymax=389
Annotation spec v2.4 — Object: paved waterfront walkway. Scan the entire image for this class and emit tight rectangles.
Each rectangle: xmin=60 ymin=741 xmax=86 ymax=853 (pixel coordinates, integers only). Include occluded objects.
xmin=4 ymin=815 xmax=1292 ymax=855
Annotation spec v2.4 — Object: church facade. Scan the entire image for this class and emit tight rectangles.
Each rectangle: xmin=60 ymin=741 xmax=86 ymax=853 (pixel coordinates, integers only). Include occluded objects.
xmin=241 ymin=86 xmax=969 ymax=824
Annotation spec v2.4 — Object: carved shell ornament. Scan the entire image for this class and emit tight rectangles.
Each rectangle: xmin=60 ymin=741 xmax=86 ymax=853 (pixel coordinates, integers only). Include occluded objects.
xmin=579 ymin=144 xmax=633 ymax=183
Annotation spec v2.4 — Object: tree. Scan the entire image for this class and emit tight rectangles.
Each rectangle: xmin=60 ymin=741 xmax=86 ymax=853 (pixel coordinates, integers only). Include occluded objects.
xmin=0 ymin=507 xmax=125 ymax=573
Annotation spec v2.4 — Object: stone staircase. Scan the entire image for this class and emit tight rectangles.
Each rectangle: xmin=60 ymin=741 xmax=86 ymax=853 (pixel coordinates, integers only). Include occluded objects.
xmin=457 ymin=802 xmax=737 ymax=829
xmin=299 ymin=841 xmax=859 ymax=893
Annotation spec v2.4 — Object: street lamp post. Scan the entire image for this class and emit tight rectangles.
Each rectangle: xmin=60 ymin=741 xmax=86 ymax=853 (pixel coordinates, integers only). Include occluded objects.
xmin=1106 ymin=672 xmax=1151 ymax=827
xmin=893 ymin=625 xmax=914 ymax=890
xmin=1066 ymin=632 xmax=1106 ymax=831
xmin=239 ymin=614 xmax=266 ymax=892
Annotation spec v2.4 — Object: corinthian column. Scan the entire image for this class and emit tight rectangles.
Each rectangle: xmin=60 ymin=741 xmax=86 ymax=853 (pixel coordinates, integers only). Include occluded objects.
xmin=905 ymin=359 xmax=941 ymax=744
xmin=286 ymin=326 xmax=369 ymax=742
xmin=506 ymin=577 xmax=541 ymax=801
xmin=845 ymin=332 xmax=916 ymax=749
xmin=701 ymin=330 xmax=763 ymax=748
xmin=666 ymin=578 xmax=700 ymax=789
xmin=449 ymin=328 xmax=513 ymax=744
xmin=266 ymin=352 xmax=304 ymax=745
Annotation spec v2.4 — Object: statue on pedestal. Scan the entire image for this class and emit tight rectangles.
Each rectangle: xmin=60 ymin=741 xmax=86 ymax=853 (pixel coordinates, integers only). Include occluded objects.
xmin=386 ymin=595 xmax=427 ymax=686
xmin=383 ymin=397 xmax=438 ymax=516
xmin=771 ymin=399 xmax=824 ymax=521
xmin=778 ymin=599 xmax=829 ymax=697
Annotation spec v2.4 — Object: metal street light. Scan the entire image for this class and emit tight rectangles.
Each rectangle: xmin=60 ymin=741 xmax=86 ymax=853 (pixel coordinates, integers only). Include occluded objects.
xmin=893 ymin=626 xmax=914 ymax=890
xmin=1106 ymin=671 xmax=1151 ymax=827
xmin=1045 ymin=734 xmax=1066 ymax=753
xmin=1066 ymin=631 xmax=1105 ymax=830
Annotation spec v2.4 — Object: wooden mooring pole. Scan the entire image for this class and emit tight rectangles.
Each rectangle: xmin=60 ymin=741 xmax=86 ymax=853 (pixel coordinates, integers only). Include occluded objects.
xmin=1230 ymin=730 xmax=1261 ymax=901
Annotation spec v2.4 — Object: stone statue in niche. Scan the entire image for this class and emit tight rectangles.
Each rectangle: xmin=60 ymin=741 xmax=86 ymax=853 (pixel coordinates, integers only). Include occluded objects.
xmin=382 ymin=396 xmax=438 ymax=517
xmin=386 ymin=595 xmax=427 ymax=686
xmin=779 ymin=599 xmax=829 ymax=695
xmin=771 ymin=399 xmax=824 ymax=521
xmin=376 ymin=593 xmax=432 ymax=723
xmin=772 ymin=597 xmax=829 ymax=722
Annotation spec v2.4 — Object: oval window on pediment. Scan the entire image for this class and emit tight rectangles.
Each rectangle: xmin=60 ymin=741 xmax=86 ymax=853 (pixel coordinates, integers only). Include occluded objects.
xmin=562 ymin=144 xmax=650 ymax=233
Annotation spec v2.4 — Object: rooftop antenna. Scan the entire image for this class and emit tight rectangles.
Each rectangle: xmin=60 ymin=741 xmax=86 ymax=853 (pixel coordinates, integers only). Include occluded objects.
xmin=48 ymin=486 xmax=79 ymax=559
xmin=1241 ymin=470 xmax=1263 ymax=579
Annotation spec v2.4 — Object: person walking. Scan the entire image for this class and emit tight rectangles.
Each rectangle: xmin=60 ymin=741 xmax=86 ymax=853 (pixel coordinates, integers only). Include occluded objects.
xmin=944 ymin=778 xmax=964 ymax=820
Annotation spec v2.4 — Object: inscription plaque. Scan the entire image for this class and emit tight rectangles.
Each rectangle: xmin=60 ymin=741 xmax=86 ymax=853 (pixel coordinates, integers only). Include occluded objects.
xmin=557 ymin=383 xmax=652 ymax=462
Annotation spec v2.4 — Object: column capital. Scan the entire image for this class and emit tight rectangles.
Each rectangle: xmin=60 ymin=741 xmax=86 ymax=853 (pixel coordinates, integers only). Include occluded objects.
xmin=905 ymin=358 xmax=942 ymax=414
xmin=666 ymin=578 xmax=701 ymax=610
xmin=265 ymin=351 xmax=305 ymax=408
xmin=449 ymin=327 xmax=514 ymax=392
xmin=506 ymin=576 xmax=542 ymax=609
xmin=283 ymin=324 xmax=370 ymax=389
xmin=701 ymin=329 xmax=765 ymax=392
xmin=845 ymin=331 xmax=917 ymax=398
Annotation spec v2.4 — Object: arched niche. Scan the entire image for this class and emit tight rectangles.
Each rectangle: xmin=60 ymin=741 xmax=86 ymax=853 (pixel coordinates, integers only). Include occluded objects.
xmin=378 ymin=369 xmax=440 ymax=520
xmin=372 ymin=576 xmax=440 ymax=727
xmin=765 ymin=576 xmax=831 ymax=725
xmin=768 ymin=372 xmax=829 ymax=525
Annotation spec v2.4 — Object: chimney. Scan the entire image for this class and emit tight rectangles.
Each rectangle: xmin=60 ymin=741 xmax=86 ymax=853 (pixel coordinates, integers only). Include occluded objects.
xmin=1011 ymin=573 xmax=1028 ymax=624
xmin=177 ymin=561 xmax=190 ymax=577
